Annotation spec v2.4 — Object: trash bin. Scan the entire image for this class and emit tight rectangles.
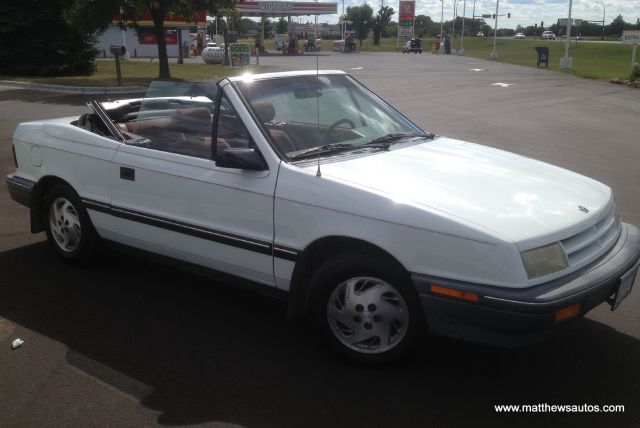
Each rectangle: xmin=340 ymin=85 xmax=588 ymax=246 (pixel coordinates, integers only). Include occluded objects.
xmin=534 ymin=46 xmax=549 ymax=68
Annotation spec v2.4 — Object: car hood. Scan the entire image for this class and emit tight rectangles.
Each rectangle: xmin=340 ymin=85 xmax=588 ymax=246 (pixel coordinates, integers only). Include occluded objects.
xmin=311 ymin=137 xmax=612 ymax=249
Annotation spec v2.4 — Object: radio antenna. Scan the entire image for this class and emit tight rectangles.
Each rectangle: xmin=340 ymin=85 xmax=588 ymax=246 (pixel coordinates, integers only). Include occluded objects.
xmin=315 ymin=10 xmax=322 ymax=177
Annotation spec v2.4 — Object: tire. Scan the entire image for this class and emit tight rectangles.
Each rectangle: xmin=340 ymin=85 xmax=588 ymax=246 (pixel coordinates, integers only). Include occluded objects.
xmin=44 ymin=184 xmax=98 ymax=265
xmin=308 ymin=252 xmax=425 ymax=364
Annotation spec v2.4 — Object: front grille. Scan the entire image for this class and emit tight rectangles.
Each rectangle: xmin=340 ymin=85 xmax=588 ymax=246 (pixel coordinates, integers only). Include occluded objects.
xmin=561 ymin=208 xmax=620 ymax=267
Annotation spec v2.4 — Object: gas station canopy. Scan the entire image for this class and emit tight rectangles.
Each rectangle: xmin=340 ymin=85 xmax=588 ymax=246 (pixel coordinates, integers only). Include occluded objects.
xmin=236 ymin=1 xmax=337 ymax=17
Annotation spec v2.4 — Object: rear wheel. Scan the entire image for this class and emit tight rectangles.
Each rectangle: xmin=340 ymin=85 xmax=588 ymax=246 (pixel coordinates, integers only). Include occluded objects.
xmin=308 ymin=253 xmax=425 ymax=364
xmin=44 ymin=184 xmax=98 ymax=264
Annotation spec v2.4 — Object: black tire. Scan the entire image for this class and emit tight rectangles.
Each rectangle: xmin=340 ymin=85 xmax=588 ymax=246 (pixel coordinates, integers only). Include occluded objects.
xmin=44 ymin=184 xmax=98 ymax=265
xmin=308 ymin=252 xmax=426 ymax=364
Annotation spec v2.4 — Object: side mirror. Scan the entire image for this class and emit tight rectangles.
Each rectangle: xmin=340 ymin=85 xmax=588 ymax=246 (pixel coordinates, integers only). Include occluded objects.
xmin=217 ymin=148 xmax=267 ymax=170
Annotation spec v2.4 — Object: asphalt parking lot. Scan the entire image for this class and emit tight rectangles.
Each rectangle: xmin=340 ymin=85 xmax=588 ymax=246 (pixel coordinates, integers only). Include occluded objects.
xmin=1 ymin=52 xmax=639 ymax=427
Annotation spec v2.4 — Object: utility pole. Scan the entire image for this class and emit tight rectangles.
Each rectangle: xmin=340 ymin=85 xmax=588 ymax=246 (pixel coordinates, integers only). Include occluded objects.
xmin=490 ymin=0 xmax=499 ymax=59
xmin=460 ymin=0 xmax=466 ymax=55
xmin=599 ymin=2 xmax=606 ymax=41
xmin=452 ymin=0 xmax=457 ymax=54
xmin=439 ymin=0 xmax=444 ymax=53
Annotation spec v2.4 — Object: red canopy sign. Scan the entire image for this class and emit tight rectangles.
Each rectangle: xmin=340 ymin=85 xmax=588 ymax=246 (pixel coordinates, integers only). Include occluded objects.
xmin=139 ymin=30 xmax=178 ymax=45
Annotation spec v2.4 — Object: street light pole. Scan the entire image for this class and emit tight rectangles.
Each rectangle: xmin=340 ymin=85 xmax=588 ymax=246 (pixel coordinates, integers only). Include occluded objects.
xmin=452 ymin=0 xmax=458 ymax=54
xmin=472 ymin=0 xmax=478 ymax=35
xmin=460 ymin=0 xmax=467 ymax=54
xmin=599 ymin=2 xmax=605 ymax=41
xmin=560 ymin=0 xmax=573 ymax=68
xmin=439 ymin=0 xmax=444 ymax=53
xmin=490 ymin=0 xmax=499 ymax=59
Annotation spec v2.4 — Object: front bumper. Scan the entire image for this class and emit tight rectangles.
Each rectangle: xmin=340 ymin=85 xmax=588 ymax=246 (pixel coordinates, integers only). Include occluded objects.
xmin=412 ymin=223 xmax=640 ymax=346
xmin=6 ymin=174 xmax=34 ymax=208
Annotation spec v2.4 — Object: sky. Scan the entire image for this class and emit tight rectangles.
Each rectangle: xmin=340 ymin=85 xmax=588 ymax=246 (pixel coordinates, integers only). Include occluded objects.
xmin=311 ymin=0 xmax=639 ymax=29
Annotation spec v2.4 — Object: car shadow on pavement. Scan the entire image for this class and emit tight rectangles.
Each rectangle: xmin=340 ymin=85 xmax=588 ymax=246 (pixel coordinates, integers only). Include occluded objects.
xmin=1 ymin=242 xmax=638 ymax=427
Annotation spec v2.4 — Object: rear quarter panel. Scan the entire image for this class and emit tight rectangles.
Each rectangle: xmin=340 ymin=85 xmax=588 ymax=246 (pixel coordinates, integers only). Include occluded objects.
xmin=13 ymin=118 xmax=120 ymax=218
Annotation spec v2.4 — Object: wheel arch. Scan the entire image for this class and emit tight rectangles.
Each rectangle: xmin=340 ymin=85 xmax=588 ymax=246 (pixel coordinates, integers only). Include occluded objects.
xmin=286 ymin=235 xmax=410 ymax=320
xmin=30 ymin=176 xmax=76 ymax=233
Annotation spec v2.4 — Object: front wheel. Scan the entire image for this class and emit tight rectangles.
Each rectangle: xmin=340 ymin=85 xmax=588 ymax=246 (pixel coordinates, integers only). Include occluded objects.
xmin=44 ymin=184 xmax=98 ymax=264
xmin=308 ymin=253 xmax=425 ymax=364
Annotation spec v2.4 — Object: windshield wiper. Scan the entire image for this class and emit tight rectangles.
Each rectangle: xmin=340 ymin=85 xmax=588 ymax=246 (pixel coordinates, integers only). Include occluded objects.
xmin=289 ymin=143 xmax=360 ymax=160
xmin=289 ymin=133 xmax=435 ymax=161
xmin=362 ymin=132 xmax=435 ymax=147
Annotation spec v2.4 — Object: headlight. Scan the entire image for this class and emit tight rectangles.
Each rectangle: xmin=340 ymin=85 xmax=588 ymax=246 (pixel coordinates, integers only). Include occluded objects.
xmin=521 ymin=243 xmax=568 ymax=279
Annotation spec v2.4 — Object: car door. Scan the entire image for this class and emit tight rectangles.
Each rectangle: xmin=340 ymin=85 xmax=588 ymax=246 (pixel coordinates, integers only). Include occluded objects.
xmin=105 ymin=83 xmax=279 ymax=287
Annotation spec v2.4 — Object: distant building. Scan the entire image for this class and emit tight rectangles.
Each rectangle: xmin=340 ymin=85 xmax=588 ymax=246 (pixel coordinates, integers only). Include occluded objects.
xmin=95 ymin=11 xmax=207 ymax=59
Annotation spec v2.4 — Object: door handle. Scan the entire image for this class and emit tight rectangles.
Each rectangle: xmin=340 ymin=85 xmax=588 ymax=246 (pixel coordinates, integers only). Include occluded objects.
xmin=120 ymin=167 xmax=135 ymax=181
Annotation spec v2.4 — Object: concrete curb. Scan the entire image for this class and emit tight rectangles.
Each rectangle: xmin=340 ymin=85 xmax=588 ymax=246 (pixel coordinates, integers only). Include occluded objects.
xmin=0 ymin=80 xmax=147 ymax=94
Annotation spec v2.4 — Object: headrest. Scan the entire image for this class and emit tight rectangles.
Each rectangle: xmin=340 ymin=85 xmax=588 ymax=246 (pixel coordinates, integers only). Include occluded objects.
xmin=174 ymin=107 xmax=211 ymax=122
xmin=252 ymin=102 xmax=275 ymax=123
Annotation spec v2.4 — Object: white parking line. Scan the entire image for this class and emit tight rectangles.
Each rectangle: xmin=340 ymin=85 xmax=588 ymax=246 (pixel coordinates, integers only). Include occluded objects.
xmin=491 ymin=82 xmax=515 ymax=87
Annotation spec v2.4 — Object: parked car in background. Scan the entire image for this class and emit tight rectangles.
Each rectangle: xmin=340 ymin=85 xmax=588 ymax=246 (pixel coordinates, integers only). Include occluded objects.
xmin=542 ymin=31 xmax=556 ymax=40
xmin=513 ymin=33 xmax=526 ymax=39
xmin=402 ymin=38 xmax=423 ymax=54
xmin=6 ymin=71 xmax=640 ymax=364
xmin=476 ymin=31 xmax=484 ymax=37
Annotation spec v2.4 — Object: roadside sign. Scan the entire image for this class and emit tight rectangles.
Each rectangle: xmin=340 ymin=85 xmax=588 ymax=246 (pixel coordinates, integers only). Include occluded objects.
xmin=557 ymin=18 xmax=580 ymax=27
xmin=622 ymin=30 xmax=640 ymax=44
xmin=398 ymin=0 xmax=415 ymax=37
xmin=622 ymin=31 xmax=640 ymax=73
xmin=482 ymin=14 xmax=492 ymax=18
xmin=228 ymin=43 xmax=250 ymax=67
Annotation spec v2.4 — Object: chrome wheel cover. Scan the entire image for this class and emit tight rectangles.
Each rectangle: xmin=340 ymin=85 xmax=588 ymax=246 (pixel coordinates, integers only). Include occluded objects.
xmin=49 ymin=197 xmax=82 ymax=253
xmin=327 ymin=276 xmax=409 ymax=354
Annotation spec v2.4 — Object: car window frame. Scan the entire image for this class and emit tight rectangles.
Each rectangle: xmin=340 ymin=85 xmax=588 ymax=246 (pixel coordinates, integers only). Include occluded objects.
xmin=87 ymin=100 xmax=126 ymax=142
xmin=213 ymin=85 xmax=268 ymax=168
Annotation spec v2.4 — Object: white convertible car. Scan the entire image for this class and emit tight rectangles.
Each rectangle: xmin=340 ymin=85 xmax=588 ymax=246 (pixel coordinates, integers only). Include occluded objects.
xmin=6 ymin=71 xmax=640 ymax=362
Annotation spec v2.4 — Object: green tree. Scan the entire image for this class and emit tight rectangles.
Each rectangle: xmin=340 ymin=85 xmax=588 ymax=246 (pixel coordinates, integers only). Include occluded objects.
xmin=67 ymin=0 xmax=233 ymax=80
xmin=0 ymin=0 xmax=97 ymax=76
xmin=276 ymin=17 xmax=288 ymax=34
xmin=607 ymin=14 xmax=630 ymax=36
xmin=346 ymin=4 xmax=374 ymax=47
xmin=414 ymin=15 xmax=433 ymax=37
xmin=227 ymin=9 xmax=244 ymax=33
xmin=372 ymin=6 xmax=394 ymax=45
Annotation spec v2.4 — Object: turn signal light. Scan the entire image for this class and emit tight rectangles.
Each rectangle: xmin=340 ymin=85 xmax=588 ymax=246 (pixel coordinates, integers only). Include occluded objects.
xmin=554 ymin=303 xmax=582 ymax=322
xmin=430 ymin=285 xmax=479 ymax=302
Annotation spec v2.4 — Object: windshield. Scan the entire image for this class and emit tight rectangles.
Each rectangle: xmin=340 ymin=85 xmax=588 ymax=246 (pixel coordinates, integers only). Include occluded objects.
xmin=235 ymin=74 xmax=426 ymax=159
xmin=100 ymin=81 xmax=219 ymax=158
xmin=137 ymin=80 xmax=217 ymax=119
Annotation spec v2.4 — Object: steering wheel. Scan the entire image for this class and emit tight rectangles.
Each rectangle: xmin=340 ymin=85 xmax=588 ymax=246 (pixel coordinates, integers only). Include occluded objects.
xmin=323 ymin=118 xmax=356 ymax=143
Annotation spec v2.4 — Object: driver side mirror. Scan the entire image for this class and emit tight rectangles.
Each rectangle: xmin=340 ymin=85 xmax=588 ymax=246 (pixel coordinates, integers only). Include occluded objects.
xmin=217 ymin=148 xmax=267 ymax=170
